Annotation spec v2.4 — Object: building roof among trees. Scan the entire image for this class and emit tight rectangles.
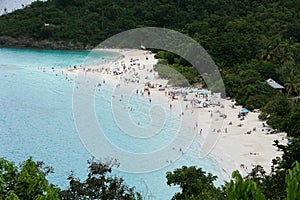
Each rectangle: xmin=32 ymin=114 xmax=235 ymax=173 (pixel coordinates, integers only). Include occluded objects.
xmin=266 ymin=78 xmax=285 ymax=89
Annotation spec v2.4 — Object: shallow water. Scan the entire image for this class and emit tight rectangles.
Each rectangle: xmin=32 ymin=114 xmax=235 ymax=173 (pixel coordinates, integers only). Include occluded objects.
xmin=0 ymin=48 xmax=223 ymax=199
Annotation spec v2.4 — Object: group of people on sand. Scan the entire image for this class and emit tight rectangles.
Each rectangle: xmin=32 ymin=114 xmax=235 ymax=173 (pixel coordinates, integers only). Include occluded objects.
xmin=238 ymin=112 xmax=247 ymax=120
xmin=48 ymin=61 xmax=259 ymax=143
xmin=42 ymin=51 xmax=287 ymax=184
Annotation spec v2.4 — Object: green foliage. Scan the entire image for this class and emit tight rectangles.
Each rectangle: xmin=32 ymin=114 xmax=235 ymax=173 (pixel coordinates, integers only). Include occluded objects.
xmin=226 ymin=161 xmax=300 ymax=200
xmin=16 ymin=158 xmax=49 ymax=199
xmin=261 ymin=96 xmax=293 ymax=132
xmin=61 ymin=158 xmax=141 ymax=200
xmin=274 ymin=138 xmax=300 ymax=171
xmin=288 ymin=103 xmax=300 ymax=137
xmin=153 ymin=64 xmax=191 ymax=87
xmin=258 ymin=112 xmax=268 ymax=121
xmin=244 ymin=138 xmax=300 ymax=200
xmin=0 ymin=1 xmax=300 ymax=197
xmin=166 ymin=166 xmax=225 ymax=200
xmin=235 ymin=83 xmax=274 ymax=110
xmin=0 ymin=157 xmax=60 ymax=200
xmin=152 ymin=21 xmax=299 ymax=135
xmin=165 ymin=140 xmax=300 ymax=200
xmin=0 ymin=0 xmax=298 ymax=54
xmin=226 ymin=170 xmax=266 ymax=200
xmin=223 ymin=74 xmax=241 ymax=98
xmin=154 ymin=51 xmax=200 ymax=87
xmin=238 ymin=69 xmax=262 ymax=86
xmin=0 ymin=159 xmax=18 ymax=197
xmin=5 ymin=191 xmax=20 ymax=200
xmin=1 ymin=157 xmax=141 ymax=200
xmin=253 ymin=61 xmax=280 ymax=81
xmin=0 ymin=1 xmax=300 ymax=135
xmin=244 ymin=95 xmax=270 ymax=111
xmin=286 ymin=161 xmax=300 ymax=200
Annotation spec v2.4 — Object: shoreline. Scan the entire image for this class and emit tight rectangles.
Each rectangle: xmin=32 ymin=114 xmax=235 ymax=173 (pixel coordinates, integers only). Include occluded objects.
xmin=62 ymin=48 xmax=287 ymax=180
xmin=0 ymin=36 xmax=93 ymax=51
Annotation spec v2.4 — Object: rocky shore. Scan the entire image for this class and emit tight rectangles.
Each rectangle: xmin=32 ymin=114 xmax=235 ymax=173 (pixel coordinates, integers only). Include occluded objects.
xmin=0 ymin=36 xmax=93 ymax=50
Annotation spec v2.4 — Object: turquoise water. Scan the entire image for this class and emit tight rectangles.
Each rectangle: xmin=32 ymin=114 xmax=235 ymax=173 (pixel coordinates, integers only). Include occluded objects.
xmin=0 ymin=48 xmax=223 ymax=199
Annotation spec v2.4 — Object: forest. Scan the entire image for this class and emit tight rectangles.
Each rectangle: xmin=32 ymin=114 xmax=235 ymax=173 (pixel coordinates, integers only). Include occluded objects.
xmin=0 ymin=0 xmax=300 ymax=199
xmin=0 ymin=0 xmax=299 ymax=136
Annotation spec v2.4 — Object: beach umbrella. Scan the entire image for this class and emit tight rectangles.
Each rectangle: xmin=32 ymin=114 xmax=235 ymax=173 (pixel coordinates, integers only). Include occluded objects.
xmin=241 ymin=109 xmax=249 ymax=113
xmin=198 ymin=90 xmax=208 ymax=95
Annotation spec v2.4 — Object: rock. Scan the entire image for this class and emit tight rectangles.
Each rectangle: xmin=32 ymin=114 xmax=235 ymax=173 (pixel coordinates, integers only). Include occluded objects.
xmin=0 ymin=36 xmax=92 ymax=50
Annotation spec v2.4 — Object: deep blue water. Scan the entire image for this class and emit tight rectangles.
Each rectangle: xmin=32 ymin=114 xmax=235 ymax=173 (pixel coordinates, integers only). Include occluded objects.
xmin=0 ymin=48 xmax=222 ymax=199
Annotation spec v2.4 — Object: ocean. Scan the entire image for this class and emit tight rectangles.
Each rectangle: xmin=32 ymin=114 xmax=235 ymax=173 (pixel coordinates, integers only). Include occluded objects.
xmin=0 ymin=47 xmax=222 ymax=199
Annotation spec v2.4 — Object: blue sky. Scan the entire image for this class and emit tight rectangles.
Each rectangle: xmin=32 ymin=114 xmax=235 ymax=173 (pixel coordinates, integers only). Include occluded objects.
xmin=0 ymin=0 xmax=46 ymax=15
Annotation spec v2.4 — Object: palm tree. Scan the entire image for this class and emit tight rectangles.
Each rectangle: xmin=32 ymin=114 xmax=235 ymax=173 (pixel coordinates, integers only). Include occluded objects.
xmin=216 ymin=61 xmax=227 ymax=76
xmin=285 ymin=77 xmax=300 ymax=96
xmin=261 ymin=36 xmax=299 ymax=69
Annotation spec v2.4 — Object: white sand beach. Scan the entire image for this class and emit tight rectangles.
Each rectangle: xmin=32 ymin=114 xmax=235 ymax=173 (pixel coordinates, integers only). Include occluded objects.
xmin=63 ymin=48 xmax=287 ymax=179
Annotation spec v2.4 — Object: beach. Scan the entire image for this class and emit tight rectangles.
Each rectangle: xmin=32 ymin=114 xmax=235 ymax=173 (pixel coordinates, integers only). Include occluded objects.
xmin=63 ymin=48 xmax=287 ymax=179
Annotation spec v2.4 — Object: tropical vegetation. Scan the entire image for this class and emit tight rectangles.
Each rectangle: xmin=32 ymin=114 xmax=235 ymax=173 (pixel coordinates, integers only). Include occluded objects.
xmin=0 ymin=0 xmax=299 ymax=199
xmin=0 ymin=157 xmax=141 ymax=200
xmin=4 ymin=0 xmax=298 ymax=135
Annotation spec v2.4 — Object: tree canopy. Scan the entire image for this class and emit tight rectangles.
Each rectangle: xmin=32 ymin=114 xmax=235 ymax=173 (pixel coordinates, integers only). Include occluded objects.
xmin=0 ymin=157 xmax=141 ymax=200
xmin=0 ymin=157 xmax=60 ymax=200
xmin=166 ymin=166 xmax=224 ymax=200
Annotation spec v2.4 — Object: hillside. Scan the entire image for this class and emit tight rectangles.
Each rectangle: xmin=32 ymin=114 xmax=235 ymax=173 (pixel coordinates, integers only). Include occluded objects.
xmin=0 ymin=0 xmax=299 ymax=135
xmin=0 ymin=1 xmax=299 ymax=60
xmin=0 ymin=1 xmax=300 ymax=199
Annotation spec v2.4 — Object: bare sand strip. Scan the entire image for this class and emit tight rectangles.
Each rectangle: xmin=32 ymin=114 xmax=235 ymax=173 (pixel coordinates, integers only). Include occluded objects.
xmin=64 ymin=49 xmax=287 ymax=180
